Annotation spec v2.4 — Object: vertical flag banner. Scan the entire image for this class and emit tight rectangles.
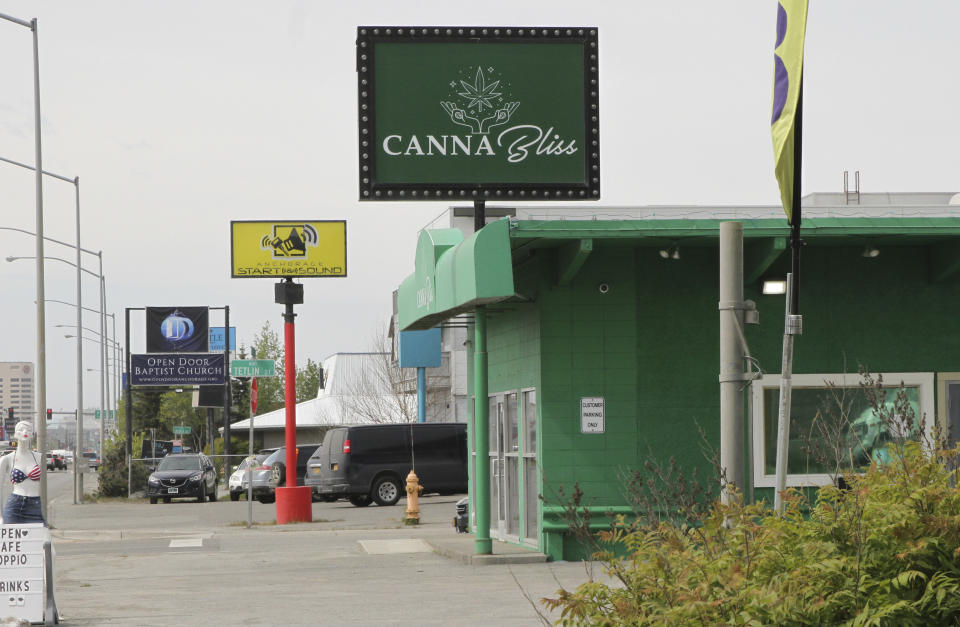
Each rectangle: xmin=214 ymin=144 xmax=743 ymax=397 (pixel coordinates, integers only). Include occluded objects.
xmin=770 ymin=0 xmax=808 ymax=223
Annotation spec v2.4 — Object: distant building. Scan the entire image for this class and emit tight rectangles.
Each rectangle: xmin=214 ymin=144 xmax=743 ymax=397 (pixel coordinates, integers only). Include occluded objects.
xmin=0 ymin=362 xmax=35 ymax=432
xmin=228 ymin=352 xmax=418 ymax=449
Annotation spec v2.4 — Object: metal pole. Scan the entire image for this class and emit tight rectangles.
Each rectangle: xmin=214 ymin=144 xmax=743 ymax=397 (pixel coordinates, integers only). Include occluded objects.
xmin=29 ymin=17 xmax=50 ymax=522
xmin=774 ymin=79 xmax=804 ymax=515
xmin=774 ymin=274 xmax=801 ymax=513
xmin=473 ymin=305 xmax=491 ymax=554
xmin=282 ymin=290 xmax=297 ymax=486
xmin=125 ymin=308 xmax=133 ymax=498
xmin=248 ymin=348 xmax=256 ymax=528
xmin=474 ymin=199 xmax=485 ymax=233
xmin=223 ymin=306 xmax=231 ymax=463
xmin=417 ymin=367 xmax=426 ymax=423
xmin=99 ymin=266 xmax=108 ymax=457
xmin=73 ymin=177 xmax=83 ymax=505
xmin=719 ymin=222 xmax=745 ymax=501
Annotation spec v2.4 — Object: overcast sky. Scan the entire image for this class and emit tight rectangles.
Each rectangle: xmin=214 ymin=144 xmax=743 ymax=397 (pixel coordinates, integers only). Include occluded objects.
xmin=1 ymin=1 xmax=958 ymax=413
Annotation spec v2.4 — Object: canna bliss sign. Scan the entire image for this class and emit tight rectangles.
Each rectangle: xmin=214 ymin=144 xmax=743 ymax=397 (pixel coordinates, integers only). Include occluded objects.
xmin=357 ymin=26 xmax=600 ymax=201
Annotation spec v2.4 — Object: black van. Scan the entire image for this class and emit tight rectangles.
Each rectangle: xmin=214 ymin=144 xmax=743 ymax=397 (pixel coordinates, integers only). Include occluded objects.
xmin=305 ymin=423 xmax=467 ymax=507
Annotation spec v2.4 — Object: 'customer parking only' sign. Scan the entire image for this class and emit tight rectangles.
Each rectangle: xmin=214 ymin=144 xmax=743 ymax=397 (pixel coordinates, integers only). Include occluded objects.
xmin=580 ymin=397 xmax=605 ymax=434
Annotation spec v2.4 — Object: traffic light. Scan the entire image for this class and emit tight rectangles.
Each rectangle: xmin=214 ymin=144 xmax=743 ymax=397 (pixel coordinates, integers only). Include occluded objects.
xmin=6 ymin=407 xmax=12 ymax=423
xmin=46 ymin=408 xmax=52 ymax=421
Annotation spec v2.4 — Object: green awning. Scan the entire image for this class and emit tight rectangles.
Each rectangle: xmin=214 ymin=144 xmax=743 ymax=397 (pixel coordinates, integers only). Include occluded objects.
xmin=398 ymin=218 xmax=516 ymax=331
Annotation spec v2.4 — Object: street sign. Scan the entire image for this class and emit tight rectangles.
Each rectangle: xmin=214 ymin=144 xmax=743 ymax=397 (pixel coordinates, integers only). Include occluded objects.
xmin=94 ymin=410 xmax=100 ymax=419
xmin=230 ymin=359 xmax=276 ymax=377
xmin=172 ymin=426 xmax=191 ymax=435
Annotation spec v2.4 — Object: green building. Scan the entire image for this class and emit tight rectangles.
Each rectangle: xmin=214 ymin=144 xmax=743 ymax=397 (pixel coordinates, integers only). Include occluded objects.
xmin=397 ymin=194 xmax=960 ymax=561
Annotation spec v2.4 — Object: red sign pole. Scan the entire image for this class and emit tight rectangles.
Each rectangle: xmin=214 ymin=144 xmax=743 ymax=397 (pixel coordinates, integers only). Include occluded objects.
xmin=274 ymin=278 xmax=311 ymax=524
xmin=283 ymin=316 xmax=297 ymax=482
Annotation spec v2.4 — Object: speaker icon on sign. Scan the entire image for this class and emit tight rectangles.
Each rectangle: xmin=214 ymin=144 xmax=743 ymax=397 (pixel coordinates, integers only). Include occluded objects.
xmin=260 ymin=224 xmax=318 ymax=258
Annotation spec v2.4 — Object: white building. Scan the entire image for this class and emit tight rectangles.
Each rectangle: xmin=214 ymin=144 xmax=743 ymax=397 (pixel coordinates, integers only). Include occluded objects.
xmin=228 ymin=352 xmax=413 ymax=449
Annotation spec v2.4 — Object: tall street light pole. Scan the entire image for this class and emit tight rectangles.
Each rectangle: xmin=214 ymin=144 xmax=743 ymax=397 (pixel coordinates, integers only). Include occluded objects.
xmin=0 ymin=10 xmax=48 ymax=520
xmin=1 ymin=160 xmax=89 ymax=507
xmin=8 ymin=253 xmax=105 ymax=506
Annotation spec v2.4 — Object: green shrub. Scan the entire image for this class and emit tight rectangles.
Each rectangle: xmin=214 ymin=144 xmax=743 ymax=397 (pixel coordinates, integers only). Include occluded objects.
xmin=542 ymin=442 xmax=960 ymax=625
xmin=97 ymin=432 xmax=150 ymax=497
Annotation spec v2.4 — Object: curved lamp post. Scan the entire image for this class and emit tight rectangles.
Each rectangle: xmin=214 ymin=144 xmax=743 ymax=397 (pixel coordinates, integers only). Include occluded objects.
xmin=0 ymin=10 xmax=48 ymax=520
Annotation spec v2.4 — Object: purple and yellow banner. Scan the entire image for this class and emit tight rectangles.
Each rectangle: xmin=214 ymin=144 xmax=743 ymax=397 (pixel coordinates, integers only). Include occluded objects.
xmin=771 ymin=0 xmax=808 ymax=223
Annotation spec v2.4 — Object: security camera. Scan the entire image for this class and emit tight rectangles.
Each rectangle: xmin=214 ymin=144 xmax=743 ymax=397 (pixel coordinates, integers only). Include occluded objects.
xmin=597 ymin=283 xmax=610 ymax=294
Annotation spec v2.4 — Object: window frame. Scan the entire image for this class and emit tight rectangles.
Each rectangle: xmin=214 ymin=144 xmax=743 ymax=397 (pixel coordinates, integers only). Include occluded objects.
xmin=751 ymin=371 xmax=935 ymax=488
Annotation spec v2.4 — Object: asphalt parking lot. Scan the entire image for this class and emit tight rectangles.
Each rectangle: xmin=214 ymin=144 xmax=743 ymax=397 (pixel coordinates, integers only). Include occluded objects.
xmin=42 ymin=479 xmax=604 ymax=626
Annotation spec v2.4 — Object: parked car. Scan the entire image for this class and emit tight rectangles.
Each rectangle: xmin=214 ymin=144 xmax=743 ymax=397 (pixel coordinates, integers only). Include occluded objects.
xmin=227 ymin=454 xmax=267 ymax=501
xmin=45 ymin=451 xmax=66 ymax=470
xmin=305 ymin=423 xmax=467 ymax=507
xmin=81 ymin=451 xmax=100 ymax=470
xmin=246 ymin=445 xmax=321 ymax=504
xmin=146 ymin=453 xmax=218 ymax=504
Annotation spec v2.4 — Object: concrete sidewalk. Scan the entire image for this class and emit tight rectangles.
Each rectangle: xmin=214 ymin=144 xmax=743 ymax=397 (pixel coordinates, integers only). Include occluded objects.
xmin=43 ymin=494 xmax=594 ymax=626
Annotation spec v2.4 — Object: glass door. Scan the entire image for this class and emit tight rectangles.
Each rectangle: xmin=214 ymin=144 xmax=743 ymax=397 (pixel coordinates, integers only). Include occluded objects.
xmin=504 ymin=392 xmax=521 ymax=540
xmin=521 ymin=389 xmax=538 ymax=546
xmin=489 ymin=396 xmax=505 ymax=539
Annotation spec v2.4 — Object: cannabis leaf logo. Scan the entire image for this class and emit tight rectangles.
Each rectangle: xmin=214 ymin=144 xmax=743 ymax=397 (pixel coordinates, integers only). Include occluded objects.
xmin=458 ymin=67 xmax=502 ymax=113
xmin=441 ymin=65 xmax=519 ymax=135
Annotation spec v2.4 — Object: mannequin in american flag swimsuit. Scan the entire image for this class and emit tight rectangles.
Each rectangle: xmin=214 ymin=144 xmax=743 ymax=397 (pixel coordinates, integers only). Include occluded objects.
xmin=0 ymin=421 xmax=45 ymax=525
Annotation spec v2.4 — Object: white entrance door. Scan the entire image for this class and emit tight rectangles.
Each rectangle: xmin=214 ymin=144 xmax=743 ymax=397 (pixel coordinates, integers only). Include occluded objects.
xmin=489 ymin=393 xmax=521 ymax=541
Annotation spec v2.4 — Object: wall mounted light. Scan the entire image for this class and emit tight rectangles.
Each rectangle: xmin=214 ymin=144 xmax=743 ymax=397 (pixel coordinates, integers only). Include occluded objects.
xmin=861 ymin=243 xmax=880 ymax=258
xmin=762 ymin=279 xmax=787 ymax=295
xmin=658 ymin=244 xmax=680 ymax=260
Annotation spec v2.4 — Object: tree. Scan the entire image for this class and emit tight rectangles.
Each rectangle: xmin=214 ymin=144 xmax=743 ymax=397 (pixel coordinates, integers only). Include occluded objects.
xmin=296 ymin=358 xmax=323 ymax=403
xmin=249 ymin=321 xmax=325 ymax=413
xmin=329 ymin=320 xmax=446 ymax=424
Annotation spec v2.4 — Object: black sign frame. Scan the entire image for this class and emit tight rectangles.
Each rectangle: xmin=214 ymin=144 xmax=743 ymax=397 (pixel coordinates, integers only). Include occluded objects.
xmin=357 ymin=26 xmax=600 ymax=201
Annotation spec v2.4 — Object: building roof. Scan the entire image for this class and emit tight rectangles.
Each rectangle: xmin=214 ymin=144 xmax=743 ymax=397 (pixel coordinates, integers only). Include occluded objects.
xmin=399 ymin=211 xmax=960 ymax=331
xmin=228 ymin=353 xmax=407 ymax=432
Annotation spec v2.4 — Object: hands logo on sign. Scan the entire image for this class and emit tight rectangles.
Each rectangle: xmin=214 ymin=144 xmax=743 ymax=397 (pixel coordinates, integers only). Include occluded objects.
xmin=440 ymin=67 xmax=520 ymax=135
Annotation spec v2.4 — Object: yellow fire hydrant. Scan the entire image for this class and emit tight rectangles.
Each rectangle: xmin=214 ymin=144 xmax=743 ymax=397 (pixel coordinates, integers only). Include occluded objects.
xmin=404 ymin=469 xmax=424 ymax=525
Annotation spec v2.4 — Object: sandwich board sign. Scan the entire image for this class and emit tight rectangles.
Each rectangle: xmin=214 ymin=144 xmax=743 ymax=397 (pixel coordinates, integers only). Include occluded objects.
xmin=0 ymin=524 xmax=50 ymax=623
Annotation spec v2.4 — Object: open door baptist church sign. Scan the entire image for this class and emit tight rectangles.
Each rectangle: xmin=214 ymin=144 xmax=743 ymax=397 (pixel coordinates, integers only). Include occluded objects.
xmin=357 ymin=26 xmax=600 ymax=201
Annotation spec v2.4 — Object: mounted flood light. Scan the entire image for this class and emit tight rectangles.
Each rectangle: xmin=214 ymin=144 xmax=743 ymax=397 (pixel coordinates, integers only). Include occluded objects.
xmin=762 ymin=279 xmax=787 ymax=295
xmin=861 ymin=243 xmax=880 ymax=258
xmin=658 ymin=245 xmax=680 ymax=260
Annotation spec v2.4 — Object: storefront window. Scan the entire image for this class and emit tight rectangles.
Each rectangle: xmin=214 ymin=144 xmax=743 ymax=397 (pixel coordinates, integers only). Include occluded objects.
xmin=751 ymin=372 xmax=934 ymax=487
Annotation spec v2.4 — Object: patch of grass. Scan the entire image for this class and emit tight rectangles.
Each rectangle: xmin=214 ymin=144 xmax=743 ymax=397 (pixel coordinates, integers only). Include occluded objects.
xmin=227 ymin=520 xmax=277 ymax=527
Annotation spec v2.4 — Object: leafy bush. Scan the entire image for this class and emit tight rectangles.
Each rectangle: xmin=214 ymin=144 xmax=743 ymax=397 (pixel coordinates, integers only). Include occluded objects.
xmin=97 ymin=432 xmax=150 ymax=497
xmin=542 ymin=441 xmax=960 ymax=625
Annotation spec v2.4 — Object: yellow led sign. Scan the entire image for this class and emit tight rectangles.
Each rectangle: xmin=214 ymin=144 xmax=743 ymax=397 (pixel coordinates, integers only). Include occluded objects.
xmin=230 ymin=220 xmax=347 ymax=278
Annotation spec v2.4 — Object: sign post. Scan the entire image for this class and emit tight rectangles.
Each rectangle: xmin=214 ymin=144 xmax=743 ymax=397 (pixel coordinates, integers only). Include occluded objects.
xmin=230 ymin=219 xmax=347 ymax=525
xmin=359 ymin=25 xmax=601 ymax=557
